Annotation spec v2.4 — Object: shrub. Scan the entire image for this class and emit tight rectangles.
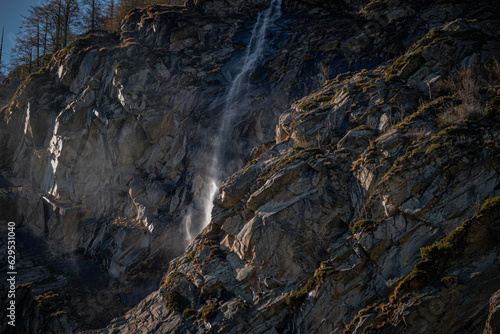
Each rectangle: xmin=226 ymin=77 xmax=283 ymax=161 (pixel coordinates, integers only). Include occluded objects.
xmin=315 ymin=266 xmax=339 ymax=278
xmin=478 ymin=196 xmax=500 ymax=216
xmin=285 ymin=291 xmax=307 ymax=311
xmin=164 ymin=291 xmax=190 ymax=314
xmin=198 ymin=304 xmax=218 ymax=322
xmin=420 ymin=238 xmax=453 ymax=262
xmin=285 ymin=276 xmax=318 ymax=311
xmin=164 ymin=272 xmax=184 ymax=287
xmin=182 ymin=308 xmax=196 ymax=318
xmin=352 ymin=219 xmax=380 ymax=234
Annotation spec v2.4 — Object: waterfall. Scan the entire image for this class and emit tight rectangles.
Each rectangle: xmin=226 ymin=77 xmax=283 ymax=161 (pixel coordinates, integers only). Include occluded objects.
xmin=184 ymin=0 xmax=282 ymax=241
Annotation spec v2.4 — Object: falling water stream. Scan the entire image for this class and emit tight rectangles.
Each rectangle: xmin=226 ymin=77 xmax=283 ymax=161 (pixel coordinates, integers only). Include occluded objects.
xmin=184 ymin=0 xmax=282 ymax=241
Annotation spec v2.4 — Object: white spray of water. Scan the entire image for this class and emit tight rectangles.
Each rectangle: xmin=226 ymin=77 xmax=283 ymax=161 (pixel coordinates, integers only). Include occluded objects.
xmin=183 ymin=0 xmax=282 ymax=242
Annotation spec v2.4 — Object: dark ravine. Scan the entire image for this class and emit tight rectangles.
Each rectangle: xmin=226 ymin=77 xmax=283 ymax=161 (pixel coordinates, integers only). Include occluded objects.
xmin=0 ymin=0 xmax=500 ymax=333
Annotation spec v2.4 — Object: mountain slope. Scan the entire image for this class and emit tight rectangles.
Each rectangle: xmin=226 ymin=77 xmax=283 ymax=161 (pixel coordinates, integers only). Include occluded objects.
xmin=1 ymin=0 xmax=500 ymax=333
xmin=95 ymin=0 xmax=500 ymax=333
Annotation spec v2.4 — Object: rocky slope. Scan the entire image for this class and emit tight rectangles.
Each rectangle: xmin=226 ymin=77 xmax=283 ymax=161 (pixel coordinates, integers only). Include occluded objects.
xmin=1 ymin=0 xmax=500 ymax=333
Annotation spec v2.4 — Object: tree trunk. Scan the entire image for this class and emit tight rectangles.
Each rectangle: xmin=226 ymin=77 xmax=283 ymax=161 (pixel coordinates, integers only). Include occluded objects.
xmin=55 ymin=1 xmax=62 ymax=50
xmin=36 ymin=24 xmax=40 ymax=67
xmin=91 ymin=0 xmax=95 ymax=31
xmin=43 ymin=20 xmax=48 ymax=55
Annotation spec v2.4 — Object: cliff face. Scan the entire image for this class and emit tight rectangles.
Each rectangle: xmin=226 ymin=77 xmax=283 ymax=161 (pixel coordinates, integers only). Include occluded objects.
xmin=1 ymin=0 xmax=500 ymax=333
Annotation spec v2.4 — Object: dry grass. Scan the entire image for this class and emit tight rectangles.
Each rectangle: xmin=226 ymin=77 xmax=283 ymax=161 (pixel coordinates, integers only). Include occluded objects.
xmin=319 ymin=62 xmax=331 ymax=83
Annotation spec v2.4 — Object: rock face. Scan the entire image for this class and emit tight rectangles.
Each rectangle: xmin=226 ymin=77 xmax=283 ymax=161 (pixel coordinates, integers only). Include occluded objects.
xmin=1 ymin=0 xmax=500 ymax=333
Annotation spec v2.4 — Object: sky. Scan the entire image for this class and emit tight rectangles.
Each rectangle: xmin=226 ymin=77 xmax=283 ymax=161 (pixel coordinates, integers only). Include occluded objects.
xmin=0 ymin=0 xmax=42 ymax=74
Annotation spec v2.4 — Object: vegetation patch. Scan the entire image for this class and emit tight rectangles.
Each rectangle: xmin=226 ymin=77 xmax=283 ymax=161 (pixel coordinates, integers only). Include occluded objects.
xmin=385 ymin=29 xmax=447 ymax=83
xmin=478 ymin=196 xmax=500 ymax=216
xmin=247 ymin=159 xmax=258 ymax=166
xmin=382 ymin=145 xmax=423 ymax=180
xmin=208 ymin=245 xmax=226 ymax=261
xmin=353 ymin=125 xmax=372 ymax=131
xmin=285 ymin=276 xmax=318 ymax=311
xmin=352 ymin=219 xmax=381 ymax=234
xmin=163 ymin=272 xmax=184 ymax=287
xmin=385 ymin=54 xmax=411 ymax=81
xmin=297 ymin=101 xmax=317 ymax=111
xmin=395 ymin=196 xmax=500 ymax=297
xmin=182 ymin=308 xmax=196 ymax=318
xmin=61 ymin=34 xmax=95 ymax=56
xmin=35 ymin=291 xmax=65 ymax=316
xmin=312 ymin=94 xmax=332 ymax=104
xmin=440 ymin=275 xmax=459 ymax=286
xmin=486 ymin=94 xmax=500 ymax=120
xmin=347 ymin=197 xmax=500 ymax=333
xmin=258 ymin=146 xmax=326 ymax=181
xmin=164 ymin=291 xmax=191 ymax=314
xmin=198 ymin=304 xmax=218 ymax=322
xmin=315 ymin=266 xmax=339 ymax=278
xmin=286 ymin=261 xmax=343 ymax=311
xmin=425 ymin=143 xmax=442 ymax=154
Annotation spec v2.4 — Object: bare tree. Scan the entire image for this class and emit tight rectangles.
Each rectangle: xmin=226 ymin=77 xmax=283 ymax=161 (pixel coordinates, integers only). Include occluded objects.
xmin=82 ymin=0 xmax=107 ymax=32
xmin=10 ymin=34 xmax=35 ymax=77
xmin=61 ymin=0 xmax=80 ymax=45
xmin=104 ymin=0 xmax=116 ymax=31
xmin=0 ymin=27 xmax=4 ymax=76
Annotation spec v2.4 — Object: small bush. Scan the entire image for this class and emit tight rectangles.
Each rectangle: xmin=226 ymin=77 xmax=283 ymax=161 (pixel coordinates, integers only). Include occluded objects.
xmin=164 ymin=291 xmax=190 ymax=314
xmin=485 ymin=99 xmax=500 ymax=120
xmin=420 ymin=239 xmax=453 ymax=262
xmin=182 ymin=308 xmax=196 ymax=318
xmin=164 ymin=272 xmax=184 ymax=287
xmin=62 ymin=34 xmax=94 ymax=55
xmin=438 ymin=66 xmax=485 ymax=125
xmin=198 ymin=304 xmax=218 ymax=322
xmin=385 ymin=54 xmax=411 ymax=82
xmin=285 ymin=276 xmax=318 ymax=311
xmin=352 ymin=219 xmax=380 ymax=234
xmin=478 ymin=196 xmax=500 ymax=216
xmin=315 ymin=266 xmax=339 ymax=278
xmin=285 ymin=291 xmax=308 ymax=311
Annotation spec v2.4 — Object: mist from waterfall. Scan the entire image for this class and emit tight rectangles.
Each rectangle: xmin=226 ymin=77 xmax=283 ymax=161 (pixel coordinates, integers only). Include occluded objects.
xmin=184 ymin=0 xmax=282 ymax=242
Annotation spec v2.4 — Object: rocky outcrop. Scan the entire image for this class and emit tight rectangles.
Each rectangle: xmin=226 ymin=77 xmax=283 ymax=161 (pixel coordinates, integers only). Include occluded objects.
xmin=1 ymin=0 xmax=500 ymax=333
xmin=486 ymin=289 xmax=500 ymax=334
xmin=91 ymin=0 xmax=500 ymax=333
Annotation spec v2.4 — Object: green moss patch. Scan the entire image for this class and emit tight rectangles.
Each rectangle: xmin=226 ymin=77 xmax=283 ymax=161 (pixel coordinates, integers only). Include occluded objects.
xmin=164 ymin=291 xmax=191 ymax=314
xmin=285 ymin=276 xmax=317 ymax=311
xmin=198 ymin=304 xmax=218 ymax=322
xmin=352 ymin=219 xmax=381 ymax=234
xmin=478 ymin=196 xmax=500 ymax=216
